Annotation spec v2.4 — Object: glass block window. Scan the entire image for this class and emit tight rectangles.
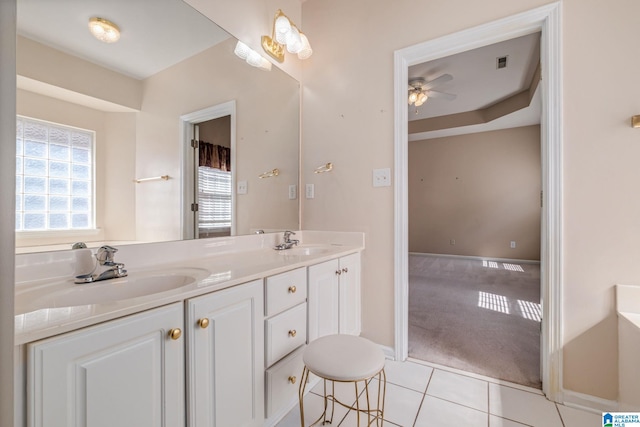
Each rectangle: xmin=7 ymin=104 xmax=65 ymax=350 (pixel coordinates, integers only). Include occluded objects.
xmin=16 ymin=116 xmax=94 ymax=232
xmin=198 ymin=166 xmax=231 ymax=233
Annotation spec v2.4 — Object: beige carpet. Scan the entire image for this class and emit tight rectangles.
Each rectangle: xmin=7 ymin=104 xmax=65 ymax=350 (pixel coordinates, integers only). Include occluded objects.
xmin=408 ymin=254 xmax=542 ymax=389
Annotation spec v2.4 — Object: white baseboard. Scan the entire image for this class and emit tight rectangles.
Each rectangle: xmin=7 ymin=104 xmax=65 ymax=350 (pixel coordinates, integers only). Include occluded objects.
xmin=409 ymin=252 xmax=541 ymax=265
xmin=562 ymin=389 xmax=618 ymax=414
xmin=380 ymin=344 xmax=395 ymax=360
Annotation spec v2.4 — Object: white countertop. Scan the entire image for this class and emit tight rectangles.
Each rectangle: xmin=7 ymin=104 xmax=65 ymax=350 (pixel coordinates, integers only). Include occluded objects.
xmin=15 ymin=231 xmax=364 ymax=346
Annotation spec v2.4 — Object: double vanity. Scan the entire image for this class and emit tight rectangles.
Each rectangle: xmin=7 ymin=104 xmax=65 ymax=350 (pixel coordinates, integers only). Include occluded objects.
xmin=13 ymin=231 xmax=364 ymax=427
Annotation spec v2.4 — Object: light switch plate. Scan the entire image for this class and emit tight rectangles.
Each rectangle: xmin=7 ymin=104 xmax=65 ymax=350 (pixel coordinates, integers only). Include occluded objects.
xmin=288 ymin=184 xmax=297 ymax=200
xmin=373 ymin=168 xmax=391 ymax=187
xmin=237 ymin=180 xmax=248 ymax=194
xmin=305 ymin=184 xmax=314 ymax=199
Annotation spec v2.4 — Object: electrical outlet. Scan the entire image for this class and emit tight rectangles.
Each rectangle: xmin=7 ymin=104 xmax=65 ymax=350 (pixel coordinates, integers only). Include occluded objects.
xmin=237 ymin=180 xmax=248 ymax=194
xmin=288 ymin=184 xmax=297 ymax=200
xmin=372 ymin=168 xmax=391 ymax=187
xmin=450 ymin=239 xmax=456 ymax=245
xmin=305 ymin=184 xmax=314 ymax=199
xmin=510 ymin=241 xmax=516 ymax=249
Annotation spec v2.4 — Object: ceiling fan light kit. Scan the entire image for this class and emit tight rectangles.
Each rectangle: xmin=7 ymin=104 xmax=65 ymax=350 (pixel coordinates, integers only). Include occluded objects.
xmin=407 ymin=74 xmax=456 ymax=107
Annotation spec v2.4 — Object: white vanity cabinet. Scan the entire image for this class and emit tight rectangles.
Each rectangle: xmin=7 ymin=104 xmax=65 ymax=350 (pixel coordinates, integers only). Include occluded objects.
xmin=264 ymin=267 xmax=308 ymax=422
xmin=186 ymin=279 xmax=264 ymax=427
xmin=308 ymin=252 xmax=361 ymax=341
xmin=27 ymin=302 xmax=185 ymax=427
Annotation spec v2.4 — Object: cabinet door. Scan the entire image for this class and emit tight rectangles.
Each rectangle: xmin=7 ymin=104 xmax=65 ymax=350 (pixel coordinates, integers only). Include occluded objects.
xmin=187 ymin=279 xmax=264 ymax=427
xmin=308 ymin=259 xmax=339 ymax=342
xmin=339 ymin=252 xmax=361 ymax=336
xmin=28 ymin=303 xmax=185 ymax=427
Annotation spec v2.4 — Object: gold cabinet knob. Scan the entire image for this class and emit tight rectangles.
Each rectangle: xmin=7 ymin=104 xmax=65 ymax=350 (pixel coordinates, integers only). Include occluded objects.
xmin=198 ymin=318 xmax=210 ymax=329
xmin=288 ymin=376 xmax=297 ymax=384
xmin=288 ymin=285 xmax=297 ymax=293
xmin=342 ymin=267 xmax=349 ymax=273
xmin=288 ymin=329 xmax=297 ymax=338
xmin=168 ymin=328 xmax=182 ymax=340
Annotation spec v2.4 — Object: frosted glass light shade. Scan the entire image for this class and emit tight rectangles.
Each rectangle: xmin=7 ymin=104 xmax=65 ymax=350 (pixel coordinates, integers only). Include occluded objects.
xmin=285 ymin=27 xmax=302 ymax=54
xmin=275 ymin=15 xmax=291 ymax=44
xmin=88 ymin=17 xmax=120 ymax=43
xmin=234 ymin=41 xmax=272 ymax=71
xmin=297 ymin=33 xmax=312 ymax=59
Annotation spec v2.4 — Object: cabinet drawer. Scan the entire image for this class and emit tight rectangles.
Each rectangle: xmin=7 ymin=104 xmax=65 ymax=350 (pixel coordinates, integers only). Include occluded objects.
xmin=265 ymin=267 xmax=307 ymax=316
xmin=265 ymin=346 xmax=305 ymax=418
xmin=265 ymin=303 xmax=307 ymax=367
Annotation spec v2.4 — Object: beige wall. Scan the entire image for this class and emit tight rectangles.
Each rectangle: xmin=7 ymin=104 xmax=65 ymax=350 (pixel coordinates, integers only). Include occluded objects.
xmin=301 ymin=0 xmax=640 ymax=401
xmin=15 ymin=89 xmax=137 ymax=247
xmin=136 ymin=37 xmax=299 ymax=240
xmin=408 ymin=126 xmax=541 ymax=260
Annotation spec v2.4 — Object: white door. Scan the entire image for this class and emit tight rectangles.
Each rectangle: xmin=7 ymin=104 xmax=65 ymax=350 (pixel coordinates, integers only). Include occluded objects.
xmin=186 ymin=279 xmax=264 ymax=427
xmin=28 ymin=303 xmax=185 ymax=427
xmin=308 ymin=259 xmax=340 ymax=342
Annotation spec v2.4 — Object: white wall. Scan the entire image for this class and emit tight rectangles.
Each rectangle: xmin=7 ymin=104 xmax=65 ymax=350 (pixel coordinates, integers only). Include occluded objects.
xmin=301 ymin=0 xmax=640 ymax=401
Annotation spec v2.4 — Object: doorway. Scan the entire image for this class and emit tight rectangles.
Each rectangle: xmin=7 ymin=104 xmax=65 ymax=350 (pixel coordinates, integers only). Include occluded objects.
xmin=180 ymin=101 xmax=236 ymax=240
xmin=393 ymin=3 xmax=563 ymax=401
xmin=406 ymin=33 xmax=543 ymax=387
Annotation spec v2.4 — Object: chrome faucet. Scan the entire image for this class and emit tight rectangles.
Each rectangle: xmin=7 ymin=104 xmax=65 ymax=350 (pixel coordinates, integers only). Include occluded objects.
xmin=74 ymin=245 xmax=128 ymax=284
xmin=274 ymin=231 xmax=299 ymax=250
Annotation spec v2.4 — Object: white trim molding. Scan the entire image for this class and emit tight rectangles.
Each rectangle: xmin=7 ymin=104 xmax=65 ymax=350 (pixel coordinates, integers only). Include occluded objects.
xmin=180 ymin=101 xmax=237 ymax=239
xmin=393 ymin=2 xmax=563 ymax=403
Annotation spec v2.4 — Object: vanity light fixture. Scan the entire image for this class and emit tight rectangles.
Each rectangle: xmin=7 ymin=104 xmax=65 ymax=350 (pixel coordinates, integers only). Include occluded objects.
xmin=88 ymin=17 xmax=120 ymax=43
xmin=234 ymin=41 xmax=272 ymax=71
xmin=632 ymin=115 xmax=640 ymax=128
xmin=262 ymin=9 xmax=312 ymax=63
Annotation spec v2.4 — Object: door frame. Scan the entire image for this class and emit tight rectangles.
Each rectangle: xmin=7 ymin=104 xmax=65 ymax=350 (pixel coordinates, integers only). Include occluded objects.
xmin=180 ymin=101 xmax=236 ymax=239
xmin=393 ymin=3 xmax=563 ymax=402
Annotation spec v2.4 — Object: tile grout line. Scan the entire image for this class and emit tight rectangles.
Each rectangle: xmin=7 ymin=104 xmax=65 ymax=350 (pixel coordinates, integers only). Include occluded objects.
xmin=555 ymin=402 xmax=567 ymax=427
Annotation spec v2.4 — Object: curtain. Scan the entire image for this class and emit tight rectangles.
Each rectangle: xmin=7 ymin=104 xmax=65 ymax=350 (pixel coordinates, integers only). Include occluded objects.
xmin=199 ymin=141 xmax=231 ymax=172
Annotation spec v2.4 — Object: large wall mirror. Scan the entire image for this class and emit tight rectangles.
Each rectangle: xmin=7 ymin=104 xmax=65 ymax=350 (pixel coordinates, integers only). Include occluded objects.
xmin=15 ymin=0 xmax=300 ymax=254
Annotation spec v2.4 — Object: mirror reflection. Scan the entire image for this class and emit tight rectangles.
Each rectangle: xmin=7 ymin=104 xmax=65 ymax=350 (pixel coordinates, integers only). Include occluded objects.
xmin=15 ymin=0 xmax=300 ymax=254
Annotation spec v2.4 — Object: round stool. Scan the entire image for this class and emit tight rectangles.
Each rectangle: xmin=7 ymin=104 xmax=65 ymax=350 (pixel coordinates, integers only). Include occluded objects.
xmin=299 ymin=334 xmax=386 ymax=426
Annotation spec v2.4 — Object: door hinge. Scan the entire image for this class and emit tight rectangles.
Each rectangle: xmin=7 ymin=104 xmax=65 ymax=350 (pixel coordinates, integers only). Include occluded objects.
xmin=540 ymin=190 xmax=543 ymax=208
xmin=191 ymin=203 xmax=199 ymax=212
xmin=191 ymin=139 xmax=199 ymax=149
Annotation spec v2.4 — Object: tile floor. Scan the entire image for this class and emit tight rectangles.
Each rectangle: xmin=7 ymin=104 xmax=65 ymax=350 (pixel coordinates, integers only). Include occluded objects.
xmin=276 ymin=359 xmax=602 ymax=427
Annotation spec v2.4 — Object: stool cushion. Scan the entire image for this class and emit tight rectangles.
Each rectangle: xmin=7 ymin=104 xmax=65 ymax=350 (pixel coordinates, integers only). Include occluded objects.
xmin=303 ymin=334 xmax=385 ymax=381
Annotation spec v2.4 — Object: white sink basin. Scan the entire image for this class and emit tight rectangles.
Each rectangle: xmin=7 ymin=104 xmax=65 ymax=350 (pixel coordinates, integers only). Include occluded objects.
xmin=16 ymin=268 xmax=210 ymax=314
xmin=277 ymin=245 xmax=331 ymax=256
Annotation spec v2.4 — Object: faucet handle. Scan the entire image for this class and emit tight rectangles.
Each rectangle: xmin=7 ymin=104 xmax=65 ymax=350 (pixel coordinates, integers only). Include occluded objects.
xmin=283 ymin=230 xmax=295 ymax=242
xmin=96 ymin=245 xmax=118 ymax=265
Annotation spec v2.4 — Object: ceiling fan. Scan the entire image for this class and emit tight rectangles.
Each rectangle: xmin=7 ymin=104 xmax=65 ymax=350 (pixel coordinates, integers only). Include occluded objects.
xmin=408 ymin=74 xmax=457 ymax=107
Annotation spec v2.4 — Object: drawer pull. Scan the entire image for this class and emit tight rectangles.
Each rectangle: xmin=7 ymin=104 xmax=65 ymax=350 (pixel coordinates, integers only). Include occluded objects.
xmin=288 ymin=285 xmax=297 ymax=294
xmin=288 ymin=376 xmax=297 ymax=384
xmin=198 ymin=318 xmax=210 ymax=329
xmin=335 ymin=270 xmax=342 ymax=275
xmin=288 ymin=329 xmax=297 ymax=338
xmin=342 ymin=267 xmax=349 ymax=273
xmin=168 ymin=328 xmax=182 ymax=340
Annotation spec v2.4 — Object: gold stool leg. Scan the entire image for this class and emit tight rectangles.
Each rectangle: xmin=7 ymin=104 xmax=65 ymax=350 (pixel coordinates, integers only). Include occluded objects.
xmin=299 ymin=366 xmax=310 ymax=427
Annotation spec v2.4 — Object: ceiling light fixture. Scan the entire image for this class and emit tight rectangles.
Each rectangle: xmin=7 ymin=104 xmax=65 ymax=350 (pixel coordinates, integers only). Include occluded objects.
xmin=262 ymin=10 xmax=312 ymax=63
xmin=234 ymin=41 xmax=272 ymax=71
xmin=88 ymin=17 xmax=120 ymax=43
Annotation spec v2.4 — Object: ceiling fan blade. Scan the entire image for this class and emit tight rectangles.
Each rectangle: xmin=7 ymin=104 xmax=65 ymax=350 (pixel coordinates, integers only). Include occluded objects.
xmin=426 ymin=90 xmax=457 ymax=101
xmin=422 ymin=73 xmax=453 ymax=90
